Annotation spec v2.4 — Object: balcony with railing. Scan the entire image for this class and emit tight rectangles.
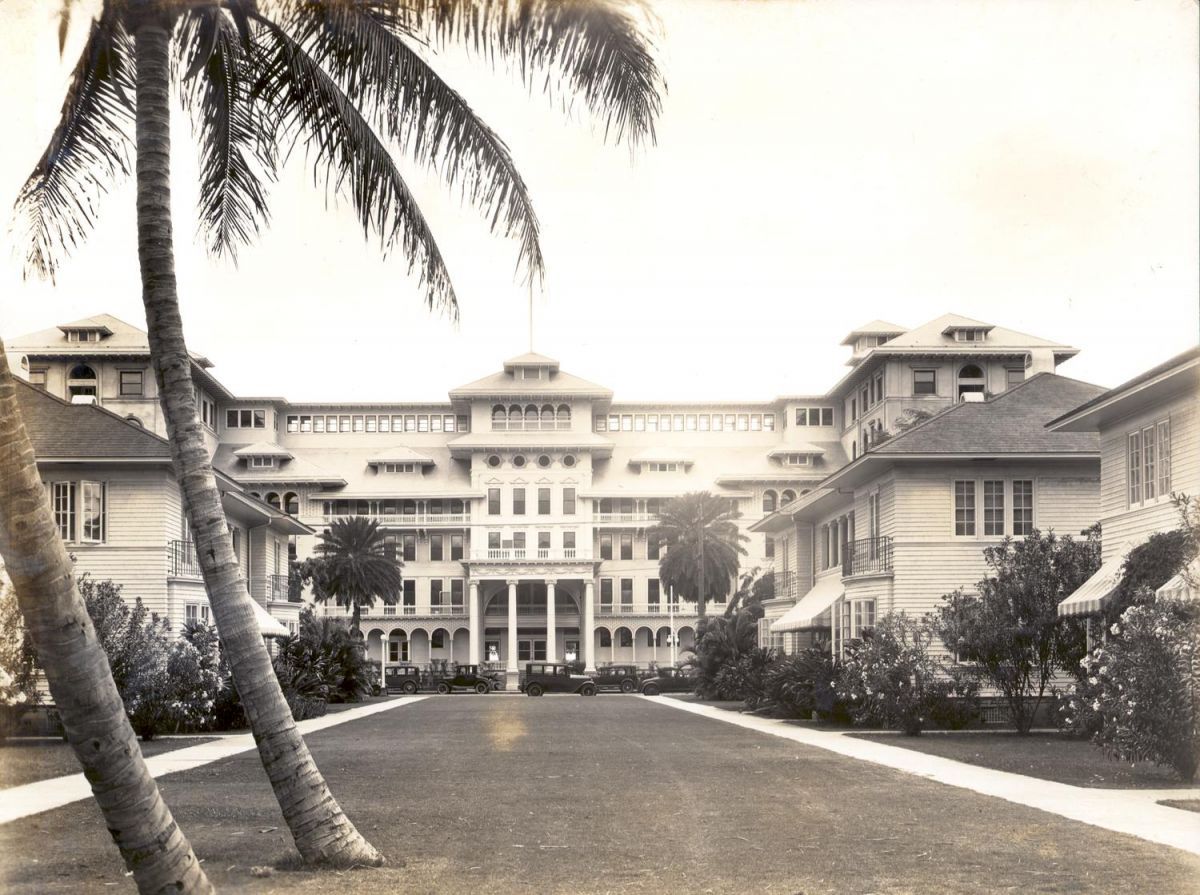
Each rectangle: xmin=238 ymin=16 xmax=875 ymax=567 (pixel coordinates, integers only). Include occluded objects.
xmin=772 ymin=569 xmax=798 ymax=600
xmin=367 ymin=602 xmax=467 ymax=619
xmin=167 ymin=540 xmax=202 ymax=579
xmin=373 ymin=513 xmax=470 ymax=527
xmin=266 ymin=574 xmax=295 ymax=602
xmin=841 ymin=537 xmax=894 ymax=578
xmin=592 ymin=512 xmax=658 ymax=525
xmin=597 ymin=601 xmax=695 ymax=617
xmin=470 ymin=548 xmax=592 ymax=562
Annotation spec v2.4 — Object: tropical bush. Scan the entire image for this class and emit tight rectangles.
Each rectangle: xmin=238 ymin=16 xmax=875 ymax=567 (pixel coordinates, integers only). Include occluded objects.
xmin=836 ymin=614 xmax=956 ymax=736
xmin=1070 ymin=602 xmax=1200 ymax=781
xmin=932 ymin=530 xmax=1097 ymax=733
xmin=762 ymin=649 xmax=844 ymax=721
xmin=125 ymin=636 xmax=221 ymax=740
xmin=0 ymin=569 xmax=38 ymax=742
xmin=274 ymin=608 xmax=373 ymax=704
xmin=711 ymin=647 xmax=775 ymax=707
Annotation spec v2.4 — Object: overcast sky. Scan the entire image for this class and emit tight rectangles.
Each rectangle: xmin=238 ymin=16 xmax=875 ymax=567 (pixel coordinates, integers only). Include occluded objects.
xmin=1 ymin=0 xmax=1196 ymax=402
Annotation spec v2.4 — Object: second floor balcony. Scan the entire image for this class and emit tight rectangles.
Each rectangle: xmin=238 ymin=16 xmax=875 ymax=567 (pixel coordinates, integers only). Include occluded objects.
xmin=470 ymin=548 xmax=592 ymax=562
xmin=167 ymin=539 xmax=201 ymax=578
xmin=842 ymin=536 xmax=894 ymax=578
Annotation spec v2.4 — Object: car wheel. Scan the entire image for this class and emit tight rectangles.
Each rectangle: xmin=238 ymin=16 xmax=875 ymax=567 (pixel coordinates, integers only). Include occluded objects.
xmin=474 ymin=682 xmax=490 ymax=694
xmin=402 ymin=681 xmax=418 ymax=694
xmin=436 ymin=682 xmax=451 ymax=695
xmin=620 ymin=679 xmax=635 ymax=694
xmin=581 ymin=684 xmax=597 ymax=697
xmin=527 ymin=683 xmax=544 ymax=698
xmin=642 ymin=684 xmax=660 ymax=696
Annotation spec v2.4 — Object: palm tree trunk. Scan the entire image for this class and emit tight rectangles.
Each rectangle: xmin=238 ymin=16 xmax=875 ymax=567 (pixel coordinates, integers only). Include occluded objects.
xmin=351 ymin=602 xmax=362 ymax=638
xmin=696 ymin=527 xmax=706 ymax=620
xmin=132 ymin=19 xmax=381 ymax=868
xmin=0 ymin=348 xmax=213 ymax=895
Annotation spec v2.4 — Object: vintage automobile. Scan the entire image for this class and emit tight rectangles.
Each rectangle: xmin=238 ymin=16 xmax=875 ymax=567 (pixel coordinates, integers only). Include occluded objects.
xmin=435 ymin=665 xmax=502 ymax=694
xmin=520 ymin=663 xmax=597 ymax=697
xmin=590 ymin=664 xmax=644 ymax=693
xmin=383 ymin=665 xmax=424 ymax=695
xmin=639 ymin=667 xmax=697 ymax=696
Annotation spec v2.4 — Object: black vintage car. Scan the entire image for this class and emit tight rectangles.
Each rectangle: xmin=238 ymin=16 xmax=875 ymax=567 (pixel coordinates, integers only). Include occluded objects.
xmin=520 ymin=663 xmax=597 ymax=697
xmin=435 ymin=665 xmax=501 ymax=694
xmin=591 ymin=664 xmax=644 ymax=693
xmin=384 ymin=665 xmax=424 ymax=694
xmin=639 ymin=667 xmax=697 ymax=696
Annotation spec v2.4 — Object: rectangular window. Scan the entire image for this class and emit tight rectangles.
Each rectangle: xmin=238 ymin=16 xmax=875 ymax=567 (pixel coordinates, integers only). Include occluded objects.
xmin=366 ymin=415 xmax=377 ymax=433
xmin=538 ymin=488 xmax=551 ymax=515
xmin=563 ymin=531 xmax=576 ymax=552
xmin=600 ymin=578 xmax=613 ymax=610
xmin=600 ymin=533 xmax=613 ymax=560
xmin=404 ymin=415 xmax=417 ymax=432
xmin=646 ymin=414 xmax=658 ymax=432
xmin=620 ymin=578 xmax=633 ymax=610
xmin=119 ymin=370 xmax=144 ymax=396
xmin=352 ymin=415 xmax=364 ymax=432
xmin=313 ymin=416 xmax=326 ymax=433
xmin=711 ymin=414 xmax=723 ymax=431
xmin=1157 ymin=419 xmax=1171 ymax=495
xmin=431 ymin=580 xmax=444 ymax=610
xmin=52 ymin=481 xmax=75 ymax=541
xmin=608 ymin=414 xmax=620 ymax=431
xmin=538 ymin=531 xmax=551 ymax=551
xmin=686 ymin=414 xmax=698 ymax=431
xmin=1012 ymin=480 xmax=1034 ymax=536
xmin=796 ymin=408 xmax=809 ymax=426
xmin=983 ymin=480 xmax=1005 ymax=536
xmin=451 ymin=579 xmax=464 ymax=610
xmin=297 ymin=414 xmax=311 ymax=432
xmin=620 ymin=532 xmax=633 ymax=560
xmin=750 ymin=413 xmax=761 ymax=431
xmin=488 ymin=488 xmax=501 ymax=515
xmin=913 ymin=370 xmax=937 ymax=396
xmin=736 ymin=414 xmax=749 ymax=431
xmin=621 ymin=414 xmax=633 ymax=431
xmin=378 ymin=415 xmax=391 ymax=433
xmin=634 ymin=414 xmax=645 ymax=432
xmin=80 ymin=481 xmax=105 ymax=543
xmin=403 ymin=580 xmax=416 ymax=613
xmin=562 ymin=488 xmax=576 ymax=515
xmin=339 ymin=415 xmax=351 ymax=433
xmin=450 ymin=534 xmax=464 ymax=561
xmin=455 ymin=415 xmax=468 ymax=433
xmin=698 ymin=414 xmax=710 ymax=431
xmin=488 ymin=531 xmax=501 ymax=550
xmin=418 ymin=415 xmax=429 ymax=432
xmin=431 ymin=415 xmax=443 ymax=432
xmin=430 ymin=534 xmax=443 ymax=561
xmin=1006 ymin=368 xmax=1025 ymax=387
xmin=724 ymin=413 xmax=736 ymax=431
xmin=647 ymin=579 xmax=660 ymax=610
xmin=1142 ymin=425 xmax=1157 ymax=502
xmin=954 ymin=480 xmax=976 ymax=536
xmin=402 ymin=534 xmax=416 ymax=562
xmin=1128 ymin=431 xmax=1143 ymax=505
xmin=764 ymin=413 xmax=775 ymax=431
xmin=513 ymin=487 xmax=526 ymax=515
xmin=647 ymin=532 xmax=661 ymax=560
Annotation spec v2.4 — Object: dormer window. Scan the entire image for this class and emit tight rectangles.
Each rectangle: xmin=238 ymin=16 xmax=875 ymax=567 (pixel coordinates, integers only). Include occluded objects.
xmin=65 ymin=329 xmax=102 ymax=342
xmin=779 ymin=453 xmax=811 ymax=466
xmin=249 ymin=456 xmax=275 ymax=469
xmin=647 ymin=462 xmax=680 ymax=472
xmin=521 ymin=367 xmax=542 ymax=380
xmin=953 ymin=328 xmax=988 ymax=342
xmin=381 ymin=462 xmax=417 ymax=474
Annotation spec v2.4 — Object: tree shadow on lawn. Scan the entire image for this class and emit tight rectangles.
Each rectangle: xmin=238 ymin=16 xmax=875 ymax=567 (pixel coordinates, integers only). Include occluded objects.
xmin=850 ymin=731 xmax=1194 ymax=789
xmin=0 ymin=736 xmax=218 ymax=790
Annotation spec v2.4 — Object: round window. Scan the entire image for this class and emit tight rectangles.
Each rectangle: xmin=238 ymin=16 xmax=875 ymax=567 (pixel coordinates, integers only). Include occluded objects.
xmin=487 ymin=454 xmax=501 ymax=468
xmin=512 ymin=455 xmax=527 ymax=468
xmin=537 ymin=454 xmax=552 ymax=468
xmin=562 ymin=454 xmax=577 ymax=468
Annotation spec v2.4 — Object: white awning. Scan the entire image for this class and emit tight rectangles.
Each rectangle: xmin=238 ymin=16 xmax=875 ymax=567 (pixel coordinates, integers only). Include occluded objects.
xmin=249 ymin=596 xmax=289 ymax=637
xmin=1058 ymin=543 xmax=1135 ymax=617
xmin=1157 ymin=557 xmax=1199 ymax=603
xmin=771 ymin=575 xmax=844 ymax=632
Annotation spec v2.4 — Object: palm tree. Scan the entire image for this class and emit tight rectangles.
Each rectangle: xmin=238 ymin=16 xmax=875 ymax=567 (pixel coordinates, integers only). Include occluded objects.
xmin=310 ymin=517 xmax=404 ymax=636
xmin=656 ymin=491 xmax=748 ymax=619
xmin=0 ymin=348 xmax=213 ymax=894
xmin=13 ymin=0 xmax=662 ymax=868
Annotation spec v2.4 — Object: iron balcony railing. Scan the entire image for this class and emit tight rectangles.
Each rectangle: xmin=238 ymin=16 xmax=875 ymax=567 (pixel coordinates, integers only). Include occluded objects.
xmin=266 ymin=574 xmax=294 ymax=602
xmin=773 ymin=569 xmax=798 ymax=600
xmin=167 ymin=539 xmax=202 ymax=578
xmin=842 ymin=536 xmax=894 ymax=578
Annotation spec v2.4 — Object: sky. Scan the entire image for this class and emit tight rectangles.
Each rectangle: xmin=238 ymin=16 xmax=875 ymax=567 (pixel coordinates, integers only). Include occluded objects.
xmin=0 ymin=0 xmax=1197 ymax=402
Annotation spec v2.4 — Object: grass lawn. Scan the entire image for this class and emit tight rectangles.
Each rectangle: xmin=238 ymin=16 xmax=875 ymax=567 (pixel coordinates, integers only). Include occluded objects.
xmin=850 ymin=731 xmax=1194 ymax=789
xmin=1159 ymin=800 xmax=1200 ymax=813
xmin=0 ymin=737 xmax=218 ymax=790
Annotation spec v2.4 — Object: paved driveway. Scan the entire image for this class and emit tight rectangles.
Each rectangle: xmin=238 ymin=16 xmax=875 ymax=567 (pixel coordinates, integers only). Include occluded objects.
xmin=3 ymin=695 xmax=1198 ymax=893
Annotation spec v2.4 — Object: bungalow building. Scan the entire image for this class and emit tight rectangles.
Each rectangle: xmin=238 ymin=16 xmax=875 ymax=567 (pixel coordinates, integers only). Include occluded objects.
xmin=754 ymin=373 xmax=1105 ymax=656
xmin=14 ymin=380 xmax=307 ymax=637
xmin=1052 ymin=346 xmax=1200 ymax=619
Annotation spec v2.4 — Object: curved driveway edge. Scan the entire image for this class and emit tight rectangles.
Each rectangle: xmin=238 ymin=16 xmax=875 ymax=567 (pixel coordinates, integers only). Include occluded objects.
xmin=0 ymin=696 xmax=428 ymax=826
xmin=644 ymin=695 xmax=1200 ymax=856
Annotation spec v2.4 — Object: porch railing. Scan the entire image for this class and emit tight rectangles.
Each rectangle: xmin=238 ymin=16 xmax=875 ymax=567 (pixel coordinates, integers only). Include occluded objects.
xmin=167 ymin=540 xmax=202 ymax=579
xmin=472 ymin=548 xmax=592 ymax=562
xmin=266 ymin=574 xmax=292 ymax=602
xmin=842 ymin=536 xmax=894 ymax=578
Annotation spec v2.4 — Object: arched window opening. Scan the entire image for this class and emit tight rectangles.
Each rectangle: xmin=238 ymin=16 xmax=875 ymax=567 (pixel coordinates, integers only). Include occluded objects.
xmin=492 ymin=404 xmax=506 ymax=430
xmin=617 ymin=628 xmax=633 ymax=648
xmin=67 ymin=363 xmax=97 ymax=398
xmin=556 ymin=404 xmax=571 ymax=429
xmin=958 ymin=364 xmax=986 ymax=401
xmin=598 ymin=629 xmax=612 ymax=648
xmin=781 ymin=489 xmax=797 ymax=504
xmin=284 ymin=492 xmax=299 ymax=515
xmin=265 ymin=492 xmax=282 ymax=510
xmin=540 ymin=404 xmax=554 ymax=429
xmin=762 ymin=489 xmax=778 ymax=513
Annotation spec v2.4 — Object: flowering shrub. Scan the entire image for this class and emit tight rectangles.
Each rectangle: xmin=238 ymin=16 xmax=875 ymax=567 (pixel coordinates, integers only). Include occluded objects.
xmin=762 ymin=649 xmax=844 ymax=721
xmin=836 ymin=614 xmax=955 ymax=736
xmin=1073 ymin=602 xmax=1200 ymax=781
xmin=0 ymin=570 xmax=39 ymax=742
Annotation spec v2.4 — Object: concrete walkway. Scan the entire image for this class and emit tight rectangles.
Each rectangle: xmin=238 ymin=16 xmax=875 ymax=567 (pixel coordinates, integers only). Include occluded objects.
xmin=0 ymin=695 xmax=427 ymax=825
xmin=648 ymin=696 xmax=1200 ymax=856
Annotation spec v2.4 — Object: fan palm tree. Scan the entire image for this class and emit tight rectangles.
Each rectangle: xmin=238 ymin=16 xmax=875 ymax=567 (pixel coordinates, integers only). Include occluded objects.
xmin=13 ymin=0 xmax=662 ymax=869
xmin=0 ymin=348 xmax=213 ymax=894
xmin=656 ymin=491 xmax=748 ymax=619
xmin=310 ymin=517 xmax=404 ymax=636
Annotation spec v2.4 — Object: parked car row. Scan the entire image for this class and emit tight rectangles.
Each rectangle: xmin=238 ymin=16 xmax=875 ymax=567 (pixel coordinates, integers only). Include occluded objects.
xmin=381 ymin=662 xmax=698 ymax=697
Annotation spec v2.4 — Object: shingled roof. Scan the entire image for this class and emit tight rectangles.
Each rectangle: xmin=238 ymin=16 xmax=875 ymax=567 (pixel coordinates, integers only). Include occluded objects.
xmin=15 ymin=381 xmax=172 ymax=461
xmin=872 ymin=373 xmax=1105 ymax=455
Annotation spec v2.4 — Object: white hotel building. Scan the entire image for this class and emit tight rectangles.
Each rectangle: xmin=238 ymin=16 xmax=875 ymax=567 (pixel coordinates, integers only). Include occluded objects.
xmin=6 ymin=311 xmax=1082 ymax=680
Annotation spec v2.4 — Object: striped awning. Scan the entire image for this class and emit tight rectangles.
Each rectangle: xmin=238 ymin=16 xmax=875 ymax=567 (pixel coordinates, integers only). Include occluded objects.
xmin=1058 ymin=543 xmax=1135 ymax=617
xmin=771 ymin=575 xmax=844 ymax=632
xmin=1156 ymin=557 xmax=1200 ymax=603
xmin=249 ymin=596 xmax=289 ymax=637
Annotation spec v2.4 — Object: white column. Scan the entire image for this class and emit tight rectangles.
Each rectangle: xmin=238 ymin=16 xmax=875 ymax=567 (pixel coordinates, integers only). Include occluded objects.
xmin=583 ymin=578 xmax=596 ymax=672
xmin=468 ymin=580 xmax=481 ymax=665
xmin=506 ymin=579 xmax=519 ymax=673
xmin=545 ymin=579 xmax=557 ymax=663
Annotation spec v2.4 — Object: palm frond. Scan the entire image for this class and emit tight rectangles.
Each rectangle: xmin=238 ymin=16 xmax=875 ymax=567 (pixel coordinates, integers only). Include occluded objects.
xmin=283 ymin=3 xmax=545 ymax=284
xmin=178 ymin=10 xmax=278 ymax=261
xmin=12 ymin=13 xmax=134 ymax=282
xmin=250 ymin=15 xmax=457 ymax=315
xmin=388 ymin=0 xmax=664 ymax=149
